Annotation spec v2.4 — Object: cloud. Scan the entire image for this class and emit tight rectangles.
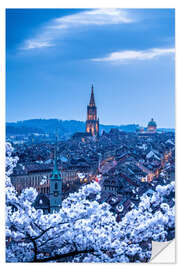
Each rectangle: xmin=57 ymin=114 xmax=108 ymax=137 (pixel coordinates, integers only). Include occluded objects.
xmin=23 ymin=40 xmax=54 ymax=50
xmin=21 ymin=9 xmax=135 ymax=50
xmin=92 ymin=48 xmax=175 ymax=63
xmin=54 ymin=9 xmax=133 ymax=27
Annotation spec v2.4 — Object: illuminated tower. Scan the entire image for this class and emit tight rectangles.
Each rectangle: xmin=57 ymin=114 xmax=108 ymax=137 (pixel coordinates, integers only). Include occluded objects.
xmin=86 ymin=84 xmax=99 ymax=136
xmin=50 ymin=137 xmax=62 ymax=213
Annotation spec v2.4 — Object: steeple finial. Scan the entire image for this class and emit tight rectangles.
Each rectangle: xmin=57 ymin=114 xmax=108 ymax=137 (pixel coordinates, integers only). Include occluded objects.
xmin=89 ymin=84 xmax=95 ymax=106
xmin=53 ymin=131 xmax=58 ymax=172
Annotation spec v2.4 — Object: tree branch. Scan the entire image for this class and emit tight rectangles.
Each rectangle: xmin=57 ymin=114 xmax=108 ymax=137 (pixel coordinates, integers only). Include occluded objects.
xmin=32 ymin=226 xmax=54 ymax=241
xmin=34 ymin=249 xmax=95 ymax=262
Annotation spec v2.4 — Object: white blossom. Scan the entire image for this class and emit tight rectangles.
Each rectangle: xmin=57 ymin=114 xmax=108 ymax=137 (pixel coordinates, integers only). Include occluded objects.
xmin=5 ymin=143 xmax=175 ymax=263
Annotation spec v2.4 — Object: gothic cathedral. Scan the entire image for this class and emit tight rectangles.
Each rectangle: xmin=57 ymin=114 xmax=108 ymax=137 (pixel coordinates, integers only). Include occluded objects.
xmin=86 ymin=84 xmax=99 ymax=136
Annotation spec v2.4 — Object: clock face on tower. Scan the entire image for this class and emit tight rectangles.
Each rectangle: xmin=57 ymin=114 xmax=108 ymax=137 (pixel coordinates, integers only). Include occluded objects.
xmin=54 ymin=191 xmax=58 ymax=197
xmin=89 ymin=108 xmax=93 ymax=114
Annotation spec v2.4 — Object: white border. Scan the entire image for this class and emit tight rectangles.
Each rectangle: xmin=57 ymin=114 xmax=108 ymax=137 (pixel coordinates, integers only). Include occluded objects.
xmin=0 ymin=5 xmax=5 ymax=265
xmin=1 ymin=0 xmax=179 ymax=269
xmin=0 ymin=0 xmax=178 ymax=8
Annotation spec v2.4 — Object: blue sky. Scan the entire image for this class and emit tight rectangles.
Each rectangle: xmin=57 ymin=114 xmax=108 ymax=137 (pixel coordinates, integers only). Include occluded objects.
xmin=6 ymin=8 xmax=175 ymax=128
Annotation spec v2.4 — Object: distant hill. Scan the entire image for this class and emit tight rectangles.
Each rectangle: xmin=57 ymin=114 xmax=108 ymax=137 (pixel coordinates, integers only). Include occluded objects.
xmin=6 ymin=119 xmax=139 ymax=138
xmin=6 ymin=119 xmax=174 ymax=139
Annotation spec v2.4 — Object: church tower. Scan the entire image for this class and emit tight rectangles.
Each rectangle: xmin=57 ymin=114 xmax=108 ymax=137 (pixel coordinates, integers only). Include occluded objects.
xmin=50 ymin=138 xmax=62 ymax=213
xmin=86 ymin=84 xmax=99 ymax=136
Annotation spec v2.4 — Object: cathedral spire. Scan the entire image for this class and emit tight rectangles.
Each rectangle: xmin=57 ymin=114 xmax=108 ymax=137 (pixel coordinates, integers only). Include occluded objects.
xmin=89 ymin=84 xmax=95 ymax=106
xmin=86 ymin=84 xmax=99 ymax=136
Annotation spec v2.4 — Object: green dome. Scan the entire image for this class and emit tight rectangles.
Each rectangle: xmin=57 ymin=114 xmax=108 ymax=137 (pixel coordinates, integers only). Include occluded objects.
xmin=148 ymin=118 xmax=157 ymax=127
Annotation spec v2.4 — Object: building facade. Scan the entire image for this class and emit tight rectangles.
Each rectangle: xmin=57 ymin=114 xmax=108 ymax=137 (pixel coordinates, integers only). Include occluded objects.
xmin=11 ymin=167 xmax=78 ymax=195
xmin=86 ymin=85 xmax=99 ymax=136
xmin=137 ymin=118 xmax=157 ymax=136
xmin=147 ymin=118 xmax=157 ymax=133
xmin=11 ymin=169 xmax=51 ymax=194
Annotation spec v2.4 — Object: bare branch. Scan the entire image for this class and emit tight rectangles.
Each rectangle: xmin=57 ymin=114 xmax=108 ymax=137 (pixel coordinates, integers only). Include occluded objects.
xmin=34 ymin=249 xmax=95 ymax=262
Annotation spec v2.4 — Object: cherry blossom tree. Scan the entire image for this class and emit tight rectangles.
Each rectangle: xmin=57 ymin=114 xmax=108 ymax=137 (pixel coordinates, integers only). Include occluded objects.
xmin=6 ymin=143 xmax=175 ymax=263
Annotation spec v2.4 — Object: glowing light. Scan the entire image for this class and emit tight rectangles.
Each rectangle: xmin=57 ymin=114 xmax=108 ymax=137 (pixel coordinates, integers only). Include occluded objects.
xmin=95 ymin=177 xmax=99 ymax=182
